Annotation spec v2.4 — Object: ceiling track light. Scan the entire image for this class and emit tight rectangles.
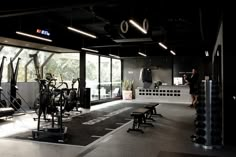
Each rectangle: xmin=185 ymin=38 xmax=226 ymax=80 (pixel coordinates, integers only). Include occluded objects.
xmin=16 ymin=31 xmax=52 ymax=42
xmin=109 ymin=54 xmax=120 ymax=58
xmin=67 ymin=27 xmax=97 ymax=39
xmin=158 ymin=42 xmax=168 ymax=50
xmin=138 ymin=52 xmax=147 ymax=57
xmin=129 ymin=19 xmax=147 ymax=34
xmin=81 ymin=47 xmax=98 ymax=53
xmin=170 ymin=50 xmax=176 ymax=55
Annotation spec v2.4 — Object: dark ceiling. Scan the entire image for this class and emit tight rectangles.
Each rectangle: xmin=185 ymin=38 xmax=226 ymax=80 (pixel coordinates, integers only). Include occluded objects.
xmin=0 ymin=1 xmax=222 ymax=57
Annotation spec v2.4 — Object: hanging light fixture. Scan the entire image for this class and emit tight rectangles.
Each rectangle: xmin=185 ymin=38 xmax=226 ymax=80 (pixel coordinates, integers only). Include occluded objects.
xmin=16 ymin=31 xmax=52 ymax=42
xmin=68 ymin=27 xmax=97 ymax=39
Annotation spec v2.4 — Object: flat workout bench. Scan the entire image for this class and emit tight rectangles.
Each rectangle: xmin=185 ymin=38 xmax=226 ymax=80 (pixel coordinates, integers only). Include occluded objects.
xmin=127 ymin=108 xmax=154 ymax=133
xmin=144 ymin=103 xmax=163 ymax=121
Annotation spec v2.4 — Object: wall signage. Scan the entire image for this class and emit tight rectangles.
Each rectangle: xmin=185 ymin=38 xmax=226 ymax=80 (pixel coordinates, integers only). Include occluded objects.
xmin=36 ymin=29 xmax=50 ymax=36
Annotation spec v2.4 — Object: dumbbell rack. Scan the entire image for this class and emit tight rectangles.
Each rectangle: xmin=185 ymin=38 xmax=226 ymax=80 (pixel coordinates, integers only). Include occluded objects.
xmin=193 ymin=80 xmax=222 ymax=149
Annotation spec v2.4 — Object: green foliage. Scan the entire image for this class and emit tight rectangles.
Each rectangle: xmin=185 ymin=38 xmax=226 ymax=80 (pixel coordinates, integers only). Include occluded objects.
xmin=44 ymin=56 xmax=80 ymax=81
xmin=86 ymin=60 xmax=98 ymax=81
xmin=122 ymin=80 xmax=134 ymax=90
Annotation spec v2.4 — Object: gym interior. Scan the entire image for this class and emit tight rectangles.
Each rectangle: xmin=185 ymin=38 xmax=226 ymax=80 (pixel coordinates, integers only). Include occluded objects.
xmin=0 ymin=2 xmax=235 ymax=157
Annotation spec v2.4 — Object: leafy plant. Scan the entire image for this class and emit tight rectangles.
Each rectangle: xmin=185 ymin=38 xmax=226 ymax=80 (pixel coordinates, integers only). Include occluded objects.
xmin=122 ymin=80 xmax=134 ymax=90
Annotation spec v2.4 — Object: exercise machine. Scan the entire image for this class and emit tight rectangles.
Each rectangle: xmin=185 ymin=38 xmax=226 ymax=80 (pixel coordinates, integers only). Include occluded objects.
xmin=30 ymin=54 xmax=67 ymax=142
xmin=59 ymin=76 xmax=81 ymax=113
xmin=0 ymin=56 xmax=15 ymax=118
xmin=9 ymin=58 xmax=22 ymax=111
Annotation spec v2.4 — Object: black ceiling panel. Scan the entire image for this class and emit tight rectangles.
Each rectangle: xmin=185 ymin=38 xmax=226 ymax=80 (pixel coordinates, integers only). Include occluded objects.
xmin=0 ymin=1 xmax=222 ymax=57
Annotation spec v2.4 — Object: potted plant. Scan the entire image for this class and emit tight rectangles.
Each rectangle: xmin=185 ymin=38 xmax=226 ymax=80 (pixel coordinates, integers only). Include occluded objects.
xmin=122 ymin=80 xmax=134 ymax=100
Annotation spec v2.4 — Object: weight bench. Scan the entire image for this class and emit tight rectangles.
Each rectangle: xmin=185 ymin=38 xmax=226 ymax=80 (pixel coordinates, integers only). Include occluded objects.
xmin=127 ymin=108 xmax=154 ymax=133
xmin=144 ymin=103 xmax=163 ymax=121
xmin=0 ymin=107 xmax=15 ymax=118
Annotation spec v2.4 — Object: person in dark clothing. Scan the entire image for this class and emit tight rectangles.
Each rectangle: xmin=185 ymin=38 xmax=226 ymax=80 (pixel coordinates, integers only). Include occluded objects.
xmin=184 ymin=68 xmax=200 ymax=108
xmin=141 ymin=68 xmax=152 ymax=88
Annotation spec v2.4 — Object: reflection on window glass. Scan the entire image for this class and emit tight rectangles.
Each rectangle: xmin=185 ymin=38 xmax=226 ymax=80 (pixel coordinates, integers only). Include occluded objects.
xmin=112 ymin=59 xmax=121 ymax=98
xmin=44 ymin=53 xmax=80 ymax=87
xmin=0 ymin=45 xmax=21 ymax=82
xmin=100 ymin=57 xmax=111 ymax=99
xmin=86 ymin=54 xmax=99 ymax=101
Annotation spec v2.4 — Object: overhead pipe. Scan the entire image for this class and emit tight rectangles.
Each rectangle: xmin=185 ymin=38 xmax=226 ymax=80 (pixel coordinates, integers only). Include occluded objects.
xmin=0 ymin=1 xmax=112 ymax=18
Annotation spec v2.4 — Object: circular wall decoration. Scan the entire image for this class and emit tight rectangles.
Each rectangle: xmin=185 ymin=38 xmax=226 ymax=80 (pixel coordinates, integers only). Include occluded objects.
xmin=143 ymin=18 xmax=149 ymax=32
xmin=120 ymin=20 xmax=128 ymax=33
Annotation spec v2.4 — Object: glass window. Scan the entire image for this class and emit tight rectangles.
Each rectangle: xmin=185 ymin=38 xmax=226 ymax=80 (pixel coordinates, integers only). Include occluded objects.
xmin=0 ymin=45 xmax=21 ymax=82
xmin=13 ymin=49 xmax=37 ymax=82
xmin=26 ymin=51 xmax=51 ymax=82
xmin=44 ymin=53 xmax=80 ymax=88
xmin=100 ymin=57 xmax=111 ymax=99
xmin=27 ymin=62 xmax=37 ymax=82
xmin=38 ymin=51 xmax=52 ymax=65
xmin=86 ymin=54 xmax=99 ymax=101
xmin=112 ymin=59 xmax=121 ymax=98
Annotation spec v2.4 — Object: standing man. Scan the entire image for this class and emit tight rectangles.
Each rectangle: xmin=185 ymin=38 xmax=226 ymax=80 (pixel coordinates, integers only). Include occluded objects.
xmin=184 ymin=68 xmax=200 ymax=108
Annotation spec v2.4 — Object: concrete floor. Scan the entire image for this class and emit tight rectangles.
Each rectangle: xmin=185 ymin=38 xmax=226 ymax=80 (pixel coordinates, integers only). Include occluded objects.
xmin=0 ymin=100 xmax=236 ymax=157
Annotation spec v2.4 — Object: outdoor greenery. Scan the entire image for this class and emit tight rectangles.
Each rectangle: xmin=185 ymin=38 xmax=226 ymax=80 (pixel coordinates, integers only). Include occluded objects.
xmin=44 ymin=53 xmax=80 ymax=82
xmin=0 ymin=44 xmax=121 ymax=100
xmin=122 ymin=80 xmax=134 ymax=90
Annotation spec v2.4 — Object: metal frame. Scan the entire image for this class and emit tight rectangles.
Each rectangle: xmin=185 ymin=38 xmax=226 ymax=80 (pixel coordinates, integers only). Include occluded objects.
xmin=110 ymin=57 xmax=112 ymax=98
xmin=0 ymin=45 xmax=3 ymax=52
xmin=40 ymin=53 xmax=54 ymax=77
xmin=98 ymin=55 xmax=101 ymax=100
xmin=24 ymin=51 xmax=39 ymax=82
xmin=7 ymin=48 xmax=23 ymax=82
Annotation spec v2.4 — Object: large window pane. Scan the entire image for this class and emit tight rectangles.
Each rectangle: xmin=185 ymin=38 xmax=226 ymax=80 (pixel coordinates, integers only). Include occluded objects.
xmin=26 ymin=51 xmax=52 ymax=82
xmin=44 ymin=53 xmax=80 ymax=88
xmin=38 ymin=51 xmax=52 ymax=65
xmin=86 ymin=54 xmax=99 ymax=101
xmin=112 ymin=59 xmax=121 ymax=98
xmin=27 ymin=62 xmax=37 ymax=82
xmin=100 ymin=57 xmax=111 ymax=99
xmin=0 ymin=45 xmax=21 ymax=82
xmin=14 ymin=49 xmax=37 ymax=82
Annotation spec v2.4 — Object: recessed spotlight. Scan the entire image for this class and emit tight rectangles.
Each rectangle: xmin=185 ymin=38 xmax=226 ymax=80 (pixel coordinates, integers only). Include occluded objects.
xmin=205 ymin=51 xmax=209 ymax=57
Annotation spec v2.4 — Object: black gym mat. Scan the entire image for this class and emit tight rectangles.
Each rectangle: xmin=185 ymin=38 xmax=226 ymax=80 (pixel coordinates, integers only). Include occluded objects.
xmin=6 ymin=102 xmax=146 ymax=146
xmin=158 ymin=151 xmax=219 ymax=157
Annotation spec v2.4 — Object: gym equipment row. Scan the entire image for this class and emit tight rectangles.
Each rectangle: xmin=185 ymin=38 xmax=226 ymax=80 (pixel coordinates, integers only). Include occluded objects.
xmin=30 ymin=54 xmax=82 ymax=142
xmin=0 ymin=55 xmax=33 ymax=116
xmin=0 ymin=56 xmax=24 ymax=118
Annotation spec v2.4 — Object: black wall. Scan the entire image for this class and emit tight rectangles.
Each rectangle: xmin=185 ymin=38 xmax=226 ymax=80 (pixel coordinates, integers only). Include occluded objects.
xmin=222 ymin=11 xmax=236 ymax=145
xmin=173 ymin=56 xmax=211 ymax=80
xmin=123 ymin=56 xmax=172 ymax=90
xmin=123 ymin=56 xmax=211 ymax=91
